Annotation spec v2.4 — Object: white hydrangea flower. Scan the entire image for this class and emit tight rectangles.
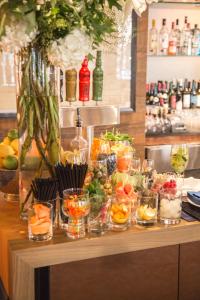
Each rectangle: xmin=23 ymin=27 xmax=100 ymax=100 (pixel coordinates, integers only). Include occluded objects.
xmin=48 ymin=29 xmax=92 ymax=70
xmin=0 ymin=20 xmax=37 ymax=52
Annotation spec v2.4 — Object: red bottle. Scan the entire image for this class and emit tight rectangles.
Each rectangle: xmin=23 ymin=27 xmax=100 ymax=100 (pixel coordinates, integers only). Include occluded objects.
xmin=79 ymin=57 xmax=90 ymax=102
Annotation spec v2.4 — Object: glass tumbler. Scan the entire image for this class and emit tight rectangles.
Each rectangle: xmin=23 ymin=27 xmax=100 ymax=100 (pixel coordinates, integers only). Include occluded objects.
xmin=110 ymin=194 xmax=132 ymax=231
xmin=28 ymin=202 xmax=53 ymax=241
xmin=136 ymin=191 xmax=158 ymax=226
xmin=88 ymin=194 xmax=110 ymax=235
xmin=159 ymin=189 xmax=182 ymax=225
xmin=62 ymin=188 xmax=90 ymax=239
xmin=89 ymin=159 xmax=108 ymax=185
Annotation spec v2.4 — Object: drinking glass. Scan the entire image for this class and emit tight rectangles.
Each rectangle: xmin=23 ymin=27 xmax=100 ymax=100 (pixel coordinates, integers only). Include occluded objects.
xmin=170 ymin=144 xmax=189 ymax=175
xmin=131 ymin=157 xmax=141 ymax=173
xmin=88 ymin=159 xmax=108 ymax=185
xmin=142 ymin=159 xmax=154 ymax=176
xmin=159 ymin=188 xmax=182 ymax=225
xmin=110 ymin=194 xmax=132 ymax=231
xmin=28 ymin=202 xmax=53 ymax=241
xmin=36 ymin=198 xmax=57 ymax=227
xmin=116 ymin=152 xmax=133 ymax=173
xmin=142 ymin=159 xmax=154 ymax=188
xmin=88 ymin=194 xmax=111 ymax=235
xmin=136 ymin=191 xmax=158 ymax=226
xmin=62 ymin=188 xmax=90 ymax=239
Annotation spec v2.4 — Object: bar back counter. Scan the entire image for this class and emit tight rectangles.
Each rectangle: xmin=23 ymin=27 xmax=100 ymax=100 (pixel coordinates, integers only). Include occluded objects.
xmin=1 ymin=196 xmax=200 ymax=300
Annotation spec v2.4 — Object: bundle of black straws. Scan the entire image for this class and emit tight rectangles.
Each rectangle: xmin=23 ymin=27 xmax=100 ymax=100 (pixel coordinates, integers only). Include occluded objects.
xmin=31 ymin=178 xmax=58 ymax=201
xmin=55 ymin=163 xmax=88 ymax=197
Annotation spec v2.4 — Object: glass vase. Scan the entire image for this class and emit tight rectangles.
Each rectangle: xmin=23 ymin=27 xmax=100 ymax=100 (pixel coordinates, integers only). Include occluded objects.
xmin=15 ymin=47 xmax=60 ymax=219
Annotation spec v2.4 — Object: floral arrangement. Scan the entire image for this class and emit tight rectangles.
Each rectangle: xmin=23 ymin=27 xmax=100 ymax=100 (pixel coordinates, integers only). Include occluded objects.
xmin=0 ymin=0 xmax=156 ymax=216
xmin=0 ymin=0 xmax=123 ymax=69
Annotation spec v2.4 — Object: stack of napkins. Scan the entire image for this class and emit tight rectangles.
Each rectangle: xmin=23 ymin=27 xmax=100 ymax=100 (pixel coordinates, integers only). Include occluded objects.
xmin=179 ymin=177 xmax=200 ymax=221
xmin=180 ymin=177 xmax=200 ymax=196
xmin=181 ymin=190 xmax=200 ymax=221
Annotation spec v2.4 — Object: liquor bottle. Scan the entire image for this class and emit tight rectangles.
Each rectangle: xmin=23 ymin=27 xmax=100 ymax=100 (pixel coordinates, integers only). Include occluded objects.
xmin=190 ymin=80 xmax=197 ymax=108
xmin=159 ymin=19 xmax=169 ymax=55
xmin=70 ymin=108 xmax=88 ymax=163
xmin=178 ymin=78 xmax=184 ymax=92
xmin=93 ymin=50 xmax=103 ymax=103
xmin=169 ymin=81 xmax=176 ymax=111
xmin=183 ymin=79 xmax=191 ymax=109
xmin=79 ymin=57 xmax=90 ymax=104
xmin=196 ymin=81 xmax=200 ymax=108
xmin=175 ymin=19 xmax=181 ymax=55
xmin=65 ymin=69 xmax=77 ymax=103
xmin=146 ymin=84 xmax=150 ymax=105
xmin=182 ymin=23 xmax=192 ymax=56
xmin=153 ymin=83 xmax=159 ymax=106
xmin=180 ymin=16 xmax=188 ymax=54
xmin=162 ymin=81 xmax=169 ymax=112
xmin=149 ymin=19 xmax=158 ymax=55
xmin=168 ymin=22 xmax=177 ymax=55
xmin=192 ymin=24 xmax=200 ymax=56
xmin=176 ymin=82 xmax=183 ymax=111
xmin=149 ymin=83 xmax=154 ymax=105
xmin=158 ymin=81 xmax=164 ymax=106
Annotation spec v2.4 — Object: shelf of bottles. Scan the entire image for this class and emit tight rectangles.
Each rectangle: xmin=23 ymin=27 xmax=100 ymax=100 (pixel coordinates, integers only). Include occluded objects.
xmin=146 ymin=79 xmax=200 ymax=110
xmin=148 ymin=16 xmax=200 ymax=57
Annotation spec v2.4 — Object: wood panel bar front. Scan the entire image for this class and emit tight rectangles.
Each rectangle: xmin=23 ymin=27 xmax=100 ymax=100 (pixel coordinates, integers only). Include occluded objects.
xmin=1 ymin=199 xmax=200 ymax=300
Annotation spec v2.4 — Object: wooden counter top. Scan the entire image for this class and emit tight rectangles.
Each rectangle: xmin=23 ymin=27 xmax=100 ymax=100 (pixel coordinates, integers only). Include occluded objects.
xmin=1 ymin=197 xmax=200 ymax=300
xmin=145 ymin=133 xmax=200 ymax=146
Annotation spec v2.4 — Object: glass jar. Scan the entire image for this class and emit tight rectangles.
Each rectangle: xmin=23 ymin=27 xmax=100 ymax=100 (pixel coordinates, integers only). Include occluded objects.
xmin=136 ymin=191 xmax=158 ymax=226
xmin=28 ymin=202 xmax=53 ymax=241
xmin=16 ymin=48 xmax=60 ymax=219
xmin=159 ymin=189 xmax=182 ymax=225
xmin=62 ymin=188 xmax=90 ymax=239
xmin=88 ymin=194 xmax=111 ymax=235
xmin=110 ymin=194 xmax=132 ymax=231
xmin=88 ymin=159 xmax=108 ymax=185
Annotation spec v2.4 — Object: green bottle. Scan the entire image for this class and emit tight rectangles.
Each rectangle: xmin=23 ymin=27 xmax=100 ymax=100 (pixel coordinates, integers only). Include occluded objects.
xmin=93 ymin=51 xmax=103 ymax=102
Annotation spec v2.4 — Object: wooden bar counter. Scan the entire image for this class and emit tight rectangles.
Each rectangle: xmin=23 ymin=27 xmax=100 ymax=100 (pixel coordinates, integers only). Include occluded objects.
xmin=2 ymin=197 xmax=200 ymax=300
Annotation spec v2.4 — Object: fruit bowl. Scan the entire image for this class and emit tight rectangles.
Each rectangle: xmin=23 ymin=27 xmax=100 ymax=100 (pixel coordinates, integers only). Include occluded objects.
xmin=0 ymin=168 xmax=19 ymax=201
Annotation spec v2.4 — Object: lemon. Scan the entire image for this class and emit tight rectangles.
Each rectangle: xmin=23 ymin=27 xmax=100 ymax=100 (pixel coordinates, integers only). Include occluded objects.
xmin=10 ymin=139 xmax=19 ymax=153
xmin=2 ymin=155 xmax=18 ymax=170
xmin=0 ymin=144 xmax=15 ymax=158
xmin=143 ymin=208 xmax=157 ymax=221
xmin=3 ymin=137 xmax=11 ymax=145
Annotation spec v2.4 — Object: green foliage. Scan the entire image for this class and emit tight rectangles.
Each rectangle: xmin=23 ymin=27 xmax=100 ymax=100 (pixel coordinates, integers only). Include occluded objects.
xmin=0 ymin=0 xmax=123 ymax=48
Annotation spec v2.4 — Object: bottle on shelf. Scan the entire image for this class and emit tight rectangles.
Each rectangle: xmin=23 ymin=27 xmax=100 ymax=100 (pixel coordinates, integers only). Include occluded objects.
xmin=192 ymin=24 xmax=200 ymax=56
xmin=149 ymin=83 xmax=154 ymax=105
xmin=168 ymin=22 xmax=177 ymax=55
xmin=197 ymin=81 xmax=200 ymax=108
xmin=176 ymin=82 xmax=183 ymax=111
xmin=146 ymin=84 xmax=150 ymax=105
xmin=158 ymin=82 xmax=164 ymax=106
xmin=183 ymin=79 xmax=191 ymax=109
xmin=79 ymin=57 xmax=90 ymax=104
xmin=93 ymin=50 xmax=103 ymax=104
xmin=175 ymin=19 xmax=181 ymax=55
xmin=190 ymin=80 xmax=197 ymax=108
xmin=149 ymin=19 xmax=158 ymax=55
xmin=159 ymin=19 xmax=169 ymax=55
xmin=182 ymin=23 xmax=192 ymax=56
xmin=153 ymin=83 xmax=160 ymax=106
xmin=169 ymin=81 xmax=176 ymax=111
xmin=162 ymin=81 xmax=169 ymax=113
xmin=180 ymin=16 xmax=188 ymax=54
